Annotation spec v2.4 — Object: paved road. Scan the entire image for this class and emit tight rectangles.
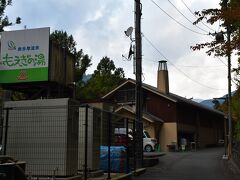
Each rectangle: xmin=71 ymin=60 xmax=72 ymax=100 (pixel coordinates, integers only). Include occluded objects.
xmin=132 ymin=148 xmax=240 ymax=180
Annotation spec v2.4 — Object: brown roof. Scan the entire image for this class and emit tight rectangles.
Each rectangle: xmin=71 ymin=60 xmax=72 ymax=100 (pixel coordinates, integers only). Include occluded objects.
xmin=102 ymin=78 xmax=225 ymax=116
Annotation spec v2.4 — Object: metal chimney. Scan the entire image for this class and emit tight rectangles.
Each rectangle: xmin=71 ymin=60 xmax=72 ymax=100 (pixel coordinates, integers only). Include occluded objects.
xmin=157 ymin=60 xmax=169 ymax=94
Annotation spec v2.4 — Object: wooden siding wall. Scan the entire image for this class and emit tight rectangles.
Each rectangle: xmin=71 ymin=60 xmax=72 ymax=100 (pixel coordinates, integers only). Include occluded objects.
xmin=177 ymin=103 xmax=224 ymax=128
xmin=146 ymin=91 xmax=177 ymax=122
xmin=49 ymin=42 xmax=75 ymax=86
xmin=176 ymin=104 xmax=197 ymax=125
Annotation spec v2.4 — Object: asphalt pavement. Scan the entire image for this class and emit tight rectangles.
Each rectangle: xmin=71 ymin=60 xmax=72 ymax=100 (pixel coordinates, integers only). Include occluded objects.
xmin=132 ymin=147 xmax=240 ymax=180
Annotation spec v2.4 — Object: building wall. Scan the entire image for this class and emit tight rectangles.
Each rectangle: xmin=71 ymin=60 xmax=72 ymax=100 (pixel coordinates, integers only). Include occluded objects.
xmin=176 ymin=103 xmax=224 ymax=148
xmin=199 ymin=127 xmax=216 ymax=147
xmin=88 ymin=102 xmax=112 ymax=111
xmin=177 ymin=118 xmax=224 ymax=148
xmin=159 ymin=122 xmax=177 ymax=152
xmin=146 ymin=91 xmax=177 ymax=123
xmin=143 ymin=121 xmax=155 ymax=138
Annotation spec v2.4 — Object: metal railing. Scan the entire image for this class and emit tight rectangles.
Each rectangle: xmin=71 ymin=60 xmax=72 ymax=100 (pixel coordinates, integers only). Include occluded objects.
xmin=0 ymin=104 xmax=139 ymax=179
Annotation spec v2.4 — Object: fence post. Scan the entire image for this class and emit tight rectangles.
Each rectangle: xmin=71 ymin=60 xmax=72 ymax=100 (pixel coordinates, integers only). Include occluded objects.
xmin=84 ymin=105 xmax=88 ymax=180
xmin=107 ymin=112 xmax=112 ymax=180
xmin=3 ymin=108 xmax=12 ymax=155
xmin=133 ymin=119 xmax=136 ymax=173
xmin=126 ymin=118 xmax=130 ymax=173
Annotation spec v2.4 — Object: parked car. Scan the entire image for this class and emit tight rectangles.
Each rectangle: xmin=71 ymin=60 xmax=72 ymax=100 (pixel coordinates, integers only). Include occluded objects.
xmin=143 ymin=130 xmax=157 ymax=152
xmin=114 ymin=128 xmax=157 ymax=152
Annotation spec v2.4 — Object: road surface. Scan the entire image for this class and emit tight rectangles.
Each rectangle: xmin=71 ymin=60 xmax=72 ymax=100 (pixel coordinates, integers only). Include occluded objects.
xmin=132 ymin=148 xmax=240 ymax=180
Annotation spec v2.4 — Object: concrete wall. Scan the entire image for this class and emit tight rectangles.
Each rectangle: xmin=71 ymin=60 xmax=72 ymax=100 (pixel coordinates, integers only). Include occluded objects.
xmin=159 ymin=122 xmax=177 ymax=152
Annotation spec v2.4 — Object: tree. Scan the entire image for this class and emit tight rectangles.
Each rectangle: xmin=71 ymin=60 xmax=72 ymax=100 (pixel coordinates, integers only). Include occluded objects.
xmin=50 ymin=30 xmax=76 ymax=54
xmin=50 ymin=30 xmax=92 ymax=83
xmin=191 ymin=0 xmax=240 ymax=141
xmin=74 ymin=51 xmax=92 ymax=85
xmin=78 ymin=56 xmax=125 ymax=99
xmin=0 ymin=0 xmax=21 ymax=103
xmin=218 ymin=89 xmax=240 ymax=141
xmin=191 ymin=0 xmax=240 ymax=57
xmin=0 ymin=0 xmax=21 ymax=32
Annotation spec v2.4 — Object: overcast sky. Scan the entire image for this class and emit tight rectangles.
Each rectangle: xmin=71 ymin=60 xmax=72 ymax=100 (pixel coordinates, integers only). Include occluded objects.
xmin=5 ymin=0 xmax=238 ymax=100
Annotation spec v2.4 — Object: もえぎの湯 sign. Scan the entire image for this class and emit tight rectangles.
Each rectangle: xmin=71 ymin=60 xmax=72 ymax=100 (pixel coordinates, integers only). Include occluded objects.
xmin=0 ymin=27 xmax=50 ymax=83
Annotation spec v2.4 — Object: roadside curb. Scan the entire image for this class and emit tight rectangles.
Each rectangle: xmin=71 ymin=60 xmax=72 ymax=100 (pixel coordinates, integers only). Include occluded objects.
xmin=229 ymin=158 xmax=240 ymax=174
xmin=112 ymin=173 xmax=132 ymax=180
xmin=132 ymin=168 xmax=146 ymax=176
xmin=108 ymin=168 xmax=146 ymax=180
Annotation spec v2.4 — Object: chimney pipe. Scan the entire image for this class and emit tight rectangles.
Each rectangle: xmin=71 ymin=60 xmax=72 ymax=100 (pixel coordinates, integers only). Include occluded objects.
xmin=157 ymin=60 xmax=169 ymax=94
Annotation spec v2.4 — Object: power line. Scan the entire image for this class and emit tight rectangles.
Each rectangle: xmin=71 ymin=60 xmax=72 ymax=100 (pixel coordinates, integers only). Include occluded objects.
xmin=142 ymin=33 xmax=227 ymax=91
xmin=216 ymin=56 xmax=227 ymax=66
xmin=216 ymin=56 xmax=238 ymax=86
xmin=176 ymin=65 xmax=225 ymax=68
xmin=143 ymin=58 xmax=225 ymax=69
xmin=180 ymin=0 xmax=216 ymax=32
xmin=167 ymin=0 xmax=209 ymax=34
xmin=150 ymin=0 xmax=209 ymax=36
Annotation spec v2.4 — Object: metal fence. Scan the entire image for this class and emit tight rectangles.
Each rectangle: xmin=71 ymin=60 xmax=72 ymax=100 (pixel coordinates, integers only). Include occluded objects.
xmin=232 ymin=141 xmax=240 ymax=169
xmin=0 ymin=102 xmax=139 ymax=179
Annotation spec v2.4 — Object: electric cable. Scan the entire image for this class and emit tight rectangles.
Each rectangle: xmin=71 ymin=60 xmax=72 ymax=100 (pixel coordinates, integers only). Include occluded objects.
xmin=180 ymin=0 xmax=216 ymax=32
xmin=142 ymin=33 xmax=227 ymax=91
xmin=167 ymin=0 xmax=209 ymax=34
xmin=150 ymin=0 xmax=209 ymax=35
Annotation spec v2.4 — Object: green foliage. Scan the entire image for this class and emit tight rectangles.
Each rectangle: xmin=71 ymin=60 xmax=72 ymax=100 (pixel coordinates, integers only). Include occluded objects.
xmin=75 ymin=52 xmax=92 ymax=84
xmin=232 ymin=89 xmax=240 ymax=140
xmin=191 ymin=0 xmax=240 ymax=57
xmin=234 ymin=121 xmax=240 ymax=141
xmin=0 ymin=88 xmax=3 ymax=104
xmin=50 ymin=30 xmax=77 ymax=54
xmin=192 ymin=1 xmax=240 ymax=139
xmin=0 ymin=0 xmax=21 ymax=102
xmin=233 ymin=57 xmax=240 ymax=85
xmin=219 ymin=88 xmax=240 ymax=140
xmin=50 ymin=30 xmax=92 ymax=83
xmin=11 ymin=91 xmax=26 ymax=101
xmin=0 ymin=0 xmax=21 ymax=32
xmin=77 ymin=56 xmax=125 ymax=99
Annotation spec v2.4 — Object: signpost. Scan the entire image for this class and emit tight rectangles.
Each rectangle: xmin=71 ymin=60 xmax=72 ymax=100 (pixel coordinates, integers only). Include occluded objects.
xmin=0 ymin=27 xmax=50 ymax=83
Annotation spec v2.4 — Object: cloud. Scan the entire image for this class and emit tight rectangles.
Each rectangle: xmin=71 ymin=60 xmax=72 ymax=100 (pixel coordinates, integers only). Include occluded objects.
xmin=3 ymin=0 xmax=237 ymax=99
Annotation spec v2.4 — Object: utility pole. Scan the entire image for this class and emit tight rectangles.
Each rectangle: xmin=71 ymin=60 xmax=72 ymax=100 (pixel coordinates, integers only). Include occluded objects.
xmin=134 ymin=0 xmax=143 ymax=168
xmin=222 ymin=0 xmax=232 ymax=159
xmin=227 ymin=21 xmax=232 ymax=159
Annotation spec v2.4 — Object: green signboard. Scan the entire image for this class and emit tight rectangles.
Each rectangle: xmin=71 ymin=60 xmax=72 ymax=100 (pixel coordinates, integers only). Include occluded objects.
xmin=0 ymin=27 xmax=50 ymax=83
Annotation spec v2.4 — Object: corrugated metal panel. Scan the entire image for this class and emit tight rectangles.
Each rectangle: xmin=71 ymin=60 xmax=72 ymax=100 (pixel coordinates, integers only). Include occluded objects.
xmin=78 ymin=107 xmax=101 ymax=171
xmin=3 ymin=98 xmax=78 ymax=176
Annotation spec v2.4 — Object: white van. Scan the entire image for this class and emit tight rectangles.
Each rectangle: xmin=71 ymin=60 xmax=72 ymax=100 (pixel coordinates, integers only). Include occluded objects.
xmin=114 ymin=128 xmax=157 ymax=152
xmin=143 ymin=130 xmax=157 ymax=152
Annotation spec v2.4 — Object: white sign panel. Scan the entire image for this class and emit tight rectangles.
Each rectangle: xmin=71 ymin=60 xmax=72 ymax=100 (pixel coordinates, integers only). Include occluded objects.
xmin=0 ymin=27 xmax=50 ymax=83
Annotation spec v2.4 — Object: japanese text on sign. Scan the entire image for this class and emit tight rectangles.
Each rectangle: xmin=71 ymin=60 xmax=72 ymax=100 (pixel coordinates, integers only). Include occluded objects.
xmin=0 ymin=53 xmax=46 ymax=68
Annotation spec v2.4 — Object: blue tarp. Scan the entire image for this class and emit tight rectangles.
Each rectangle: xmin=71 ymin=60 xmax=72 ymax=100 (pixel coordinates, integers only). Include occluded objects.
xmin=100 ymin=146 xmax=127 ymax=173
